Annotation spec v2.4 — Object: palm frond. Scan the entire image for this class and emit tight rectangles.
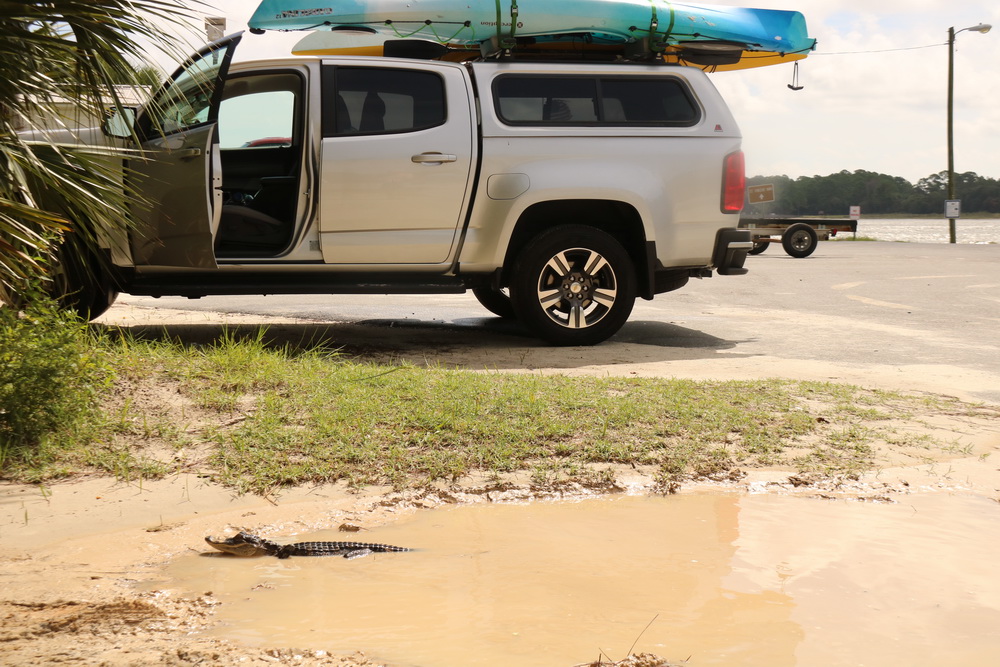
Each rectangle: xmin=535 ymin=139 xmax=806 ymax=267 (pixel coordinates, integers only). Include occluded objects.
xmin=0 ymin=0 xmax=206 ymax=298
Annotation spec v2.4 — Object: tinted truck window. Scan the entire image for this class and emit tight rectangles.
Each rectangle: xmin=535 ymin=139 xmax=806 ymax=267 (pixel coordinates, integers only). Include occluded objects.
xmin=493 ymin=75 xmax=699 ymax=126
xmin=322 ymin=66 xmax=446 ymax=136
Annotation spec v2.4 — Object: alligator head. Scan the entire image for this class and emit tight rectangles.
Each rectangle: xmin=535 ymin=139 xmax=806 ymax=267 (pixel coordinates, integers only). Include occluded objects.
xmin=205 ymin=530 xmax=273 ymax=557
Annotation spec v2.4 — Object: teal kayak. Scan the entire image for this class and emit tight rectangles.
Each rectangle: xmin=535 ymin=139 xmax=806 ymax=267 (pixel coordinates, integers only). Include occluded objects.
xmin=248 ymin=0 xmax=816 ymax=63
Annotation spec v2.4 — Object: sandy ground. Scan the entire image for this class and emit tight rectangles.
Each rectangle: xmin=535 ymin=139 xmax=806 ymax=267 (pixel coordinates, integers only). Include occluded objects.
xmin=2 ymin=305 xmax=999 ymax=665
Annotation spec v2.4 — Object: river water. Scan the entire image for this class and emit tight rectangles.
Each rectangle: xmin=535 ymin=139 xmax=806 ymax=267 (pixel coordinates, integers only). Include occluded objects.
xmin=853 ymin=218 xmax=998 ymax=244
xmin=161 ymin=493 xmax=1000 ymax=666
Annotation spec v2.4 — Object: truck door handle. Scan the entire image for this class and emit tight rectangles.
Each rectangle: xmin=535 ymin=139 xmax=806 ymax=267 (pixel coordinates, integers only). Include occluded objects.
xmin=174 ymin=148 xmax=202 ymax=160
xmin=411 ymin=152 xmax=457 ymax=165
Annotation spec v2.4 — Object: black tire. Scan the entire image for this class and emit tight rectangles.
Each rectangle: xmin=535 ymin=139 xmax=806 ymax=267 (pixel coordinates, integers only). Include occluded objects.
xmin=748 ymin=238 xmax=770 ymax=255
xmin=781 ymin=223 xmax=819 ymax=258
xmin=471 ymin=285 xmax=517 ymax=319
xmin=51 ymin=245 xmax=119 ymax=320
xmin=509 ymin=225 xmax=636 ymax=346
xmin=80 ymin=281 xmax=118 ymax=320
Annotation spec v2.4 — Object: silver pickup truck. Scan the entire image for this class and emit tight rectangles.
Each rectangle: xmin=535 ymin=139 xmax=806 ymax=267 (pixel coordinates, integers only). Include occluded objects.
xmin=75 ymin=33 xmax=751 ymax=345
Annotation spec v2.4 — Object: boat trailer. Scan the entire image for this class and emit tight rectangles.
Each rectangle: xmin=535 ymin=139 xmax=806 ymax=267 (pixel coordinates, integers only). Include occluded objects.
xmin=739 ymin=218 xmax=858 ymax=258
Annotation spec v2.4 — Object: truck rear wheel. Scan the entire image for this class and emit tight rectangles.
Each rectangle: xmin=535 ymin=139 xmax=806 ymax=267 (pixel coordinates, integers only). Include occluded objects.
xmin=782 ymin=223 xmax=819 ymax=258
xmin=510 ymin=225 xmax=636 ymax=346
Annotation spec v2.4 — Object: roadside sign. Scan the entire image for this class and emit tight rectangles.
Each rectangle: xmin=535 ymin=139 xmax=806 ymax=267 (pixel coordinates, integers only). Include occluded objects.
xmin=748 ymin=184 xmax=775 ymax=204
xmin=850 ymin=206 xmax=861 ymax=220
xmin=945 ymin=200 xmax=961 ymax=219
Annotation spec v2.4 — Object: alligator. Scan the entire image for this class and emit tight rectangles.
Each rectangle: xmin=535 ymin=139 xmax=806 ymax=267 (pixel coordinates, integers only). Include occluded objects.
xmin=205 ymin=530 xmax=411 ymax=560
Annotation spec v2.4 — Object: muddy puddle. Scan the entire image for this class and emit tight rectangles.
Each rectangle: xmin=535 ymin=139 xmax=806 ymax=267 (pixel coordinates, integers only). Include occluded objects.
xmin=159 ymin=493 xmax=1000 ymax=666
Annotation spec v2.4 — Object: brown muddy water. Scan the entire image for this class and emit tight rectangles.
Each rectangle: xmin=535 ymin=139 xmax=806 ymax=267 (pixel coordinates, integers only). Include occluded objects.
xmin=160 ymin=493 xmax=1000 ymax=666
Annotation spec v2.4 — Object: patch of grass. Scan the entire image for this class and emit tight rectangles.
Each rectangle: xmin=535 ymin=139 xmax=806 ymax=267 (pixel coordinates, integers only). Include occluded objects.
xmin=4 ymin=324 xmax=993 ymax=494
xmin=79 ymin=439 xmax=171 ymax=483
xmin=0 ymin=295 xmax=112 ymax=476
xmin=93 ymin=336 xmax=894 ymax=493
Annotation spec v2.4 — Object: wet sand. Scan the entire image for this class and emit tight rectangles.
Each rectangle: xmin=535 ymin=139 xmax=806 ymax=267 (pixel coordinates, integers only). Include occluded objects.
xmin=2 ymin=450 xmax=999 ymax=665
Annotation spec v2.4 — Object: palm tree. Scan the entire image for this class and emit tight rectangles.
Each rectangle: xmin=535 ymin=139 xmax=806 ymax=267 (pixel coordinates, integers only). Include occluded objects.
xmin=0 ymin=1 xmax=199 ymax=313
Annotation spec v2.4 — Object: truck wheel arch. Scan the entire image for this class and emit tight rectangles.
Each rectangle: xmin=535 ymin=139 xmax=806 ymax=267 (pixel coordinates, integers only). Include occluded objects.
xmin=499 ymin=199 xmax=652 ymax=297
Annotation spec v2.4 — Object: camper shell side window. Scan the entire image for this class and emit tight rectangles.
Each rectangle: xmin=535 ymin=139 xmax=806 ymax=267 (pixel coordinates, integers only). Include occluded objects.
xmin=492 ymin=74 xmax=701 ymax=127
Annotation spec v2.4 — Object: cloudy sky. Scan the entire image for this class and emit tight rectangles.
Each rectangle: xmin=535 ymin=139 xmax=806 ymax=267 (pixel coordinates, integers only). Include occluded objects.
xmin=167 ymin=1 xmax=998 ymax=183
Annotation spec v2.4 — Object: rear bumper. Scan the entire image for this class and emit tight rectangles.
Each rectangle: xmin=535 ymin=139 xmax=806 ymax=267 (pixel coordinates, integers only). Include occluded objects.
xmin=713 ymin=227 xmax=752 ymax=276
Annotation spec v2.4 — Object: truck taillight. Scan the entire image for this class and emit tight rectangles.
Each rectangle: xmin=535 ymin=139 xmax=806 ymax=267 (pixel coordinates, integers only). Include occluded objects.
xmin=722 ymin=151 xmax=745 ymax=213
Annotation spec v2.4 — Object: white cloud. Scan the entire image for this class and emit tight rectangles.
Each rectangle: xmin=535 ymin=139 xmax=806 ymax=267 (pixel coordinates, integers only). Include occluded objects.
xmin=165 ymin=1 xmax=998 ymax=182
xmin=708 ymin=0 xmax=998 ymax=181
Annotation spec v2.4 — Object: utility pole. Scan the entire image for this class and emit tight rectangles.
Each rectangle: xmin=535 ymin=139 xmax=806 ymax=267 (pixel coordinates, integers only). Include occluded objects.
xmin=946 ymin=23 xmax=991 ymax=243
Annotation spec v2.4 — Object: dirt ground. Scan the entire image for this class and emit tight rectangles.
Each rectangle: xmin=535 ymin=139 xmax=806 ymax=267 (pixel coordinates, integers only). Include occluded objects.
xmin=2 ymin=305 xmax=999 ymax=666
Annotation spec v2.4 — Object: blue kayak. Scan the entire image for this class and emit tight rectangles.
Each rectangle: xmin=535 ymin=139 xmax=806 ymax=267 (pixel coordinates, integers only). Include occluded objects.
xmin=248 ymin=0 xmax=816 ymax=66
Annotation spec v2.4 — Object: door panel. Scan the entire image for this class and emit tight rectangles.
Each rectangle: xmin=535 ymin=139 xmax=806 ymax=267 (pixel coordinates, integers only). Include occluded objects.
xmin=319 ymin=64 xmax=475 ymax=265
xmin=128 ymin=35 xmax=241 ymax=268
xmin=129 ymin=125 xmax=220 ymax=267
xmin=220 ymin=146 xmax=297 ymax=190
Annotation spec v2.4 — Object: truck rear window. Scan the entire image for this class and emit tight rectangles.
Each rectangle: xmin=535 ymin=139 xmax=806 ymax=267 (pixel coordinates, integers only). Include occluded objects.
xmin=493 ymin=75 xmax=700 ymax=127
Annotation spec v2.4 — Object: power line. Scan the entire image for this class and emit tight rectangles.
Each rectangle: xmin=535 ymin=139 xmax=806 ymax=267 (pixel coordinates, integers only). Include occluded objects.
xmin=812 ymin=42 xmax=946 ymax=56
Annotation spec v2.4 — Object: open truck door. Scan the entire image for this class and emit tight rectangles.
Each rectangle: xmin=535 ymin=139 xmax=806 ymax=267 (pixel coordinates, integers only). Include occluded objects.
xmin=125 ymin=35 xmax=242 ymax=268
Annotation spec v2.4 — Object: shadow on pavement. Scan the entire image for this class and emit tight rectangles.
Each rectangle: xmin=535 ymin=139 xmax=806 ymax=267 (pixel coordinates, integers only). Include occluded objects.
xmin=95 ymin=315 xmax=752 ymax=372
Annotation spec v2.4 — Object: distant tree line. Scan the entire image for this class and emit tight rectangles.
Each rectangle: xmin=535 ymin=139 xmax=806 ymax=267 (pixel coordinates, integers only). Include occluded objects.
xmin=745 ymin=170 xmax=1000 ymax=216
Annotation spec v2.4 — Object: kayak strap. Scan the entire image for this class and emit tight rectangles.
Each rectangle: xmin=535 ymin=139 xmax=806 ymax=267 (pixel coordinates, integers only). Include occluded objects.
xmin=649 ymin=0 xmax=676 ymax=54
xmin=495 ymin=0 xmax=519 ymax=51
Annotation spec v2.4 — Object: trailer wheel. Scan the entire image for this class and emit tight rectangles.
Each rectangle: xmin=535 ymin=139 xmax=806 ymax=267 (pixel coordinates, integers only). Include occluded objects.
xmin=782 ymin=224 xmax=819 ymax=258
xmin=748 ymin=238 xmax=769 ymax=255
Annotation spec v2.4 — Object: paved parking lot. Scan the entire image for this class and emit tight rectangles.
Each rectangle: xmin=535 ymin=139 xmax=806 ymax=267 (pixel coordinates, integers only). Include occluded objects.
xmin=108 ymin=241 xmax=1000 ymax=404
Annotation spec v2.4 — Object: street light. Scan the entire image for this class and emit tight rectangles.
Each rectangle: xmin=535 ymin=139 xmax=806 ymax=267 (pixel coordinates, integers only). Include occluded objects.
xmin=947 ymin=23 xmax=991 ymax=244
